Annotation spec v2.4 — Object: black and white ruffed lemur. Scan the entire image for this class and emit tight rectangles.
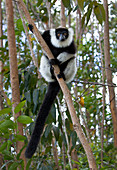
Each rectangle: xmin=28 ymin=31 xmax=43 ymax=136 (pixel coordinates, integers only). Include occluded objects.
xmin=25 ymin=25 xmax=77 ymax=158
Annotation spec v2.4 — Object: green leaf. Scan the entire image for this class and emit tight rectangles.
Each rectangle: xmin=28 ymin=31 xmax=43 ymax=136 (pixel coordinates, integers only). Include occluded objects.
xmin=14 ymin=134 xmax=26 ymax=141
xmin=9 ymin=162 xmax=19 ymax=170
xmin=81 ymin=13 xmax=86 ymax=27
xmin=25 ymin=91 xmax=31 ymax=103
xmin=86 ymin=3 xmax=93 ymax=25
xmin=7 ymin=140 xmax=12 ymax=151
xmin=33 ymin=89 xmax=39 ymax=106
xmin=47 ymin=166 xmax=53 ymax=170
xmin=16 ymin=18 xmax=24 ymax=32
xmin=77 ymin=0 xmax=84 ymax=11
xmin=2 ymin=150 xmax=14 ymax=160
xmin=0 ymin=142 xmax=7 ymax=152
xmin=0 ymin=120 xmax=15 ymax=131
xmin=42 ymin=16 xmax=48 ymax=23
xmin=17 ymin=115 xmax=33 ymax=124
xmin=71 ymin=131 xmax=77 ymax=148
xmin=0 ymin=47 xmax=8 ymax=52
xmin=53 ymin=126 xmax=59 ymax=141
xmin=0 ymin=108 xmax=11 ymax=116
xmin=62 ymin=0 xmax=70 ymax=8
xmin=17 ymin=144 xmax=27 ymax=160
xmin=14 ymin=100 xmax=26 ymax=113
xmin=0 ymin=35 xmax=7 ymax=39
xmin=51 ymin=105 xmax=56 ymax=123
xmin=0 ymin=160 xmax=13 ymax=169
xmin=7 ymin=98 xmax=12 ymax=106
xmin=26 ymin=159 xmax=32 ymax=170
xmin=45 ymin=124 xmax=52 ymax=138
xmin=94 ymin=4 xmax=105 ymax=25
xmin=37 ymin=0 xmax=43 ymax=7
xmin=45 ymin=146 xmax=52 ymax=154
xmin=46 ymin=105 xmax=56 ymax=124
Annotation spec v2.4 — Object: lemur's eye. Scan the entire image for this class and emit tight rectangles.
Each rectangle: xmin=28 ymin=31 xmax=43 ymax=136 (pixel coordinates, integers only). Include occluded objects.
xmin=64 ymin=32 xmax=67 ymax=36
xmin=57 ymin=33 xmax=60 ymax=37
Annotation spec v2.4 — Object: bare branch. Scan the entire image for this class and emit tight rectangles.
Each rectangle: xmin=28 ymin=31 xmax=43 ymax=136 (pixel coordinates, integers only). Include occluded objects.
xmin=74 ymin=80 xmax=117 ymax=87
xmin=0 ymin=86 xmax=10 ymax=107
xmin=17 ymin=3 xmax=41 ymax=79
xmin=57 ymin=97 xmax=72 ymax=169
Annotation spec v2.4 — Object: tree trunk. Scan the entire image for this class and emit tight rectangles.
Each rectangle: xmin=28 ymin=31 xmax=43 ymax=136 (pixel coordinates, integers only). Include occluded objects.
xmin=5 ymin=0 xmax=26 ymax=168
xmin=70 ymin=139 xmax=79 ymax=169
xmin=0 ymin=1 xmax=4 ymax=168
xmin=103 ymin=0 xmax=117 ymax=148
xmin=46 ymin=0 xmax=54 ymax=28
xmin=57 ymin=97 xmax=72 ymax=169
xmin=52 ymin=137 xmax=62 ymax=170
xmin=0 ymin=0 xmax=3 ymax=111
xmin=68 ymin=14 xmax=71 ymax=27
xmin=60 ymin=0 xmax=66 ymax=27
xmin=98 ymin=27 xmax=106 ymax=167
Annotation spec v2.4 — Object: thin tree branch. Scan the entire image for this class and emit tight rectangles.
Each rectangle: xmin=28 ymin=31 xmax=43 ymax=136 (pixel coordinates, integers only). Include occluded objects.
xmin=57 ymin=97 xmax=72 ymax=169
xmin=98 ymin=25 xmax=106 ymax=167
xmin=60 ymin=0 xmax=66 ymax=27
xmin=74 ymin=80 xmax=117 ymax=87
xmin=79 ymin=105 xmax=91 ymax=143
xmin=0 ymin=86 xmax=10 ymax=107
xmin=27 ymin=0 xmax=45 ymax=30
xmin=5 ymin=0 xmax=26 ymax=168
xmin=103 ymin=0 xmax=117 ymax=148
xmin=17 ymin=3 xmax=41 ymax=79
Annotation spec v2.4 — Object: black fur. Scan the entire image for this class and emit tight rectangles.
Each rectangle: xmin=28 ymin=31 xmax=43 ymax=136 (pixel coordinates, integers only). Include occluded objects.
xmin=25 ymin=81 xmax=60 ymax=158
xmin=42 ymin=30 xmax=76 ymax=58
xmin=28 ymin=24 xmax=33 ymax=33
xmin=25 ymin=27 xmax=76 ymax=158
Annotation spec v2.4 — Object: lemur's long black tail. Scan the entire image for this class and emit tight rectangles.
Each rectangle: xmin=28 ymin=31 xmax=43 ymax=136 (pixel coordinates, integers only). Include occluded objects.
xmin=25 ymin=81 xmax=60 ymax=159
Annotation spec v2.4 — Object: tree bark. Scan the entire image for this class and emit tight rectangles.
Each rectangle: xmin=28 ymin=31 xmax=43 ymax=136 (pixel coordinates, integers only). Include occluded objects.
xmin=103 ymin=0 xmax=117 ymax=148
xmin=60 ymin=0 xmax=66 ymax=27
xmin=98 ymin=27 xmax=106 ymax=167
xmin=0 ymin=0 xmax=3 ymax=111
xmin=52 ymin=136 xmax=62 ymax=170
xmin=46 ymin=0 xmax=54 ymax=29
xmin=0 ymin=1 xmax=4 ymax=168
xmin=57 ymin=97 xmax=72 ymax=169
xmin=70 ymin=139 xmax=79 ymax=169
xmin=5 ymin=0 xmax=26 ymax=169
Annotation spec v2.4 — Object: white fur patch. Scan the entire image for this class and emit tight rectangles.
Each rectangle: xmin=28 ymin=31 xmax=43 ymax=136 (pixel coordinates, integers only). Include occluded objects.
xmin=50 ymin=28 xmax=74 ymax=48
xmin=40 ymin=54 xmax=77 ymax=83
xmin=63 ymin=58 xmax=77 ymax=83
xmin=57 ymin=52 xmax=74 ymax=63
xmin=40 ymin=55 xmax=55 ymax=82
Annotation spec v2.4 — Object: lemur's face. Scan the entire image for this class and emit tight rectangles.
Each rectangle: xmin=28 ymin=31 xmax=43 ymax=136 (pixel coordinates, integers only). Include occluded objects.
xmin=56 ymin=28 xmax=69 ymax=41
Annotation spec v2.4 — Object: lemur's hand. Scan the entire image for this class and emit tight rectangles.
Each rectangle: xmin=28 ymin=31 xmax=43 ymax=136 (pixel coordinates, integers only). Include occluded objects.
xmin=49 ymin=59 xmax=66 ymax=80
xmin=49 ymin=59 xmax=59 ymax=66
xmin=28 ymin=24 xmax=33 ymax=33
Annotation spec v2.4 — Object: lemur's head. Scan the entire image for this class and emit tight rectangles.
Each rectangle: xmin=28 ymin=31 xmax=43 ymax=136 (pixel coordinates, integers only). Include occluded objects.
xmin=50 ymin=27 xmax=74 ymax=48
xmin=55 ymin=28 xmax=69 ymax=41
